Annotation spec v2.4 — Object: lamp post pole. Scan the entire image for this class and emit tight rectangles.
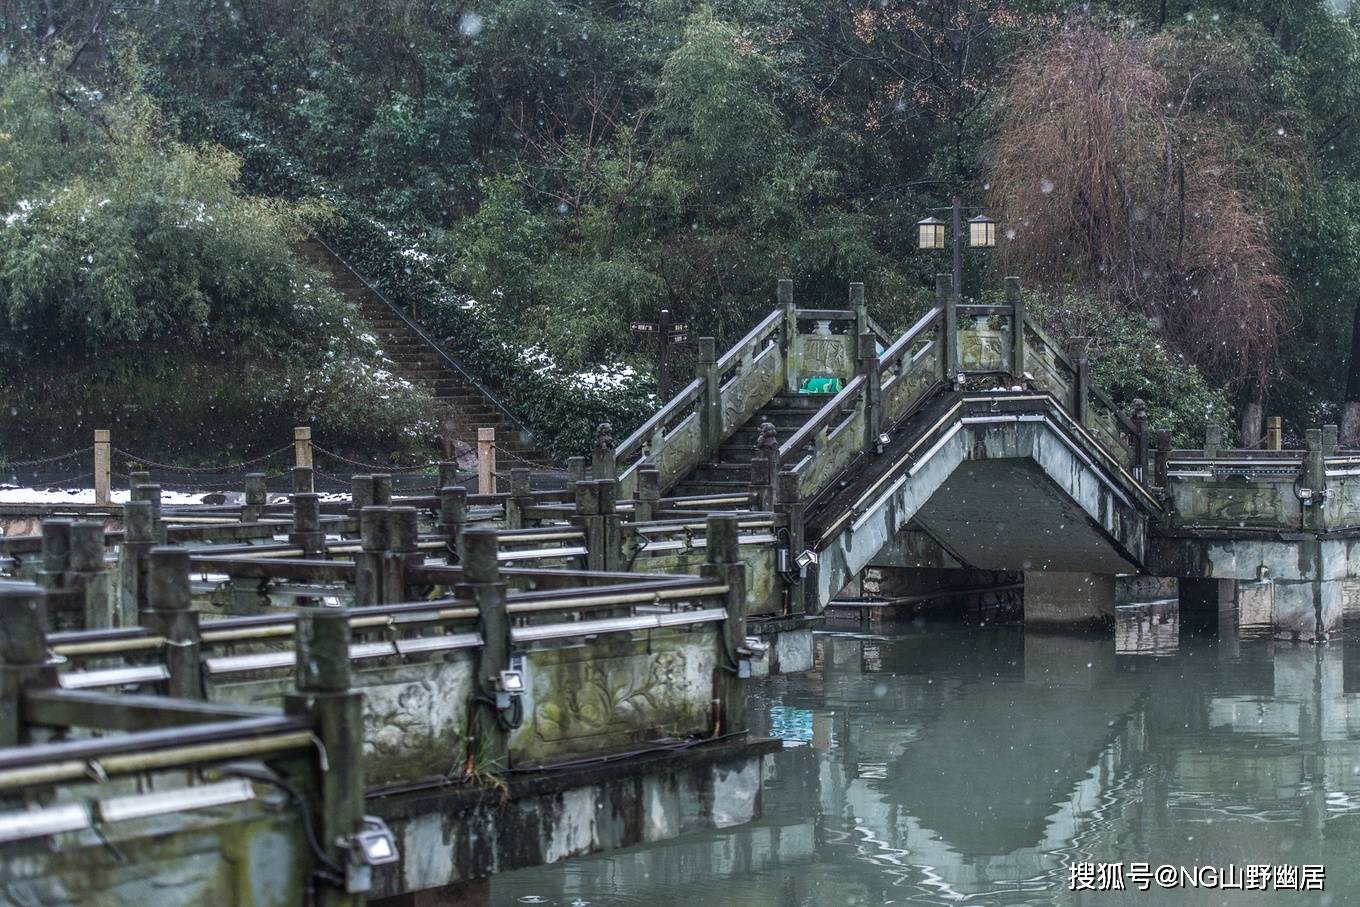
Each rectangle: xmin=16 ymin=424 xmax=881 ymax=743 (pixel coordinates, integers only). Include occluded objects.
xmin=951 ymin=194 xmax=963 ymax=300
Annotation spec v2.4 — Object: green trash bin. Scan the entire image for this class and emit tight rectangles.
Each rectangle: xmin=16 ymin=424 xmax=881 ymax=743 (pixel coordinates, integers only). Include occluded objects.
xmin=799 ymin=376 xmax=843 ymax=394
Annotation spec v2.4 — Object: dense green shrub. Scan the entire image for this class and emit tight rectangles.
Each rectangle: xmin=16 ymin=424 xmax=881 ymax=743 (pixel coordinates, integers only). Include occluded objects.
xmin=0 ymin=61 xmax=433 ymax=462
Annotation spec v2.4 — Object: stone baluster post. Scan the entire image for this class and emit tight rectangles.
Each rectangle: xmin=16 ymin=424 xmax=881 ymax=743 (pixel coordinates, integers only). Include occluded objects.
xmin=1154 ymin=430 xmax=1172 ymax=489
xmin=1007 ymin=276 xmax=1026 ymax=382
xmin=0 ymin=583 xmax=49 ymax=745
xmin=699 ymin=338 xmax=720 ymax=453
xmin=859 ymin=331 xmax=882 ymax=453
xmin=464 ymin=528 xmax=510 ymax=771
xmin=284 ymin=607 xmax=364 ymax=907
xmin=1072 ymin=337 xmax=1091 ymax=426
xmin=119 ymin=499 xmax=154 ymax=628
xmin=383 ymin=507 xmax=419 ymax=603
xmin=132 ymin=482 xmax=165 ymax=543
xmin=243 ymin=473 xmax=267 ymax=523
xmin=438 ymin=485 xmax=468 ymax=565
xmin=292 ymin=465 xmax=314 ymax=495
xmin=354 ymin=506 xmax=389 ymax=607
xmin=68 ymin=522 xmax=111 ymax=630
xmin=1131 ymin=398 xmax=1149 ymax=482
xmin=636 ymin=466 xmax=660 ymax=523
xmin=749 ymin=422 xmax=779 ymax=512
xmin=506 ymin=467 xmax=532 ymax=530
xmin=938 ymin=274 xmax=958 ymax=380
xmin=777 ymin=470 xmax=808 ymax=615
xmin=142 ymin=546 xmax=201 ymax=699
xmin=703 ymin=514 xmax=747 ymax=735
xmin=779 ymin=279 xmax=798 ymax=392
xmin=290 ymin=492 xmax=325 ymax=558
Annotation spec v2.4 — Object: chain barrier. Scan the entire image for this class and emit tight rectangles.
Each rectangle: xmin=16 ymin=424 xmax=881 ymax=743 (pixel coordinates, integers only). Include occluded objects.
xmin=493 ymin=443 xmax=561 ymax=470
xmin=0 ymin=447 xmax=92 ymax=468
xmin=312 ymin=444 xmax=442 ymax=474
xmin=29 ymin=470 xmax=96 ymax=488
xmin=112 ymin=445 xmax=293 ymax=473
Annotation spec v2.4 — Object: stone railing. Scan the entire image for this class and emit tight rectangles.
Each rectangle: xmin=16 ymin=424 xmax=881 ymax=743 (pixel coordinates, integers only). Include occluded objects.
xmin=614 ymin=281 xmax=880 ymax=497
xmin=1164 ymin=424 xmax=1360 ymax=532
xmin=45 ymin=519 xmax=751 ymax=775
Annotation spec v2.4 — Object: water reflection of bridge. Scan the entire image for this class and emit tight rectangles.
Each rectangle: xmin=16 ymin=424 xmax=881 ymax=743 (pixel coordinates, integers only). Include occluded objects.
xmin=495 ymin=622 xmax=1360 ymax=904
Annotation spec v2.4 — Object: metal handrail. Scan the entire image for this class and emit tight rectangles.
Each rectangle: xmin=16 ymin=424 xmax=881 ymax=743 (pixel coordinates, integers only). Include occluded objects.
xmin=309 ymin=235 xmax=541 ymax=450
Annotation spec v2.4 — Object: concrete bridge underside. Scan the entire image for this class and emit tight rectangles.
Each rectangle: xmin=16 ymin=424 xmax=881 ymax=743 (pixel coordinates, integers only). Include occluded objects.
xmin=811 ymin=409 xmax=1155 ymax=621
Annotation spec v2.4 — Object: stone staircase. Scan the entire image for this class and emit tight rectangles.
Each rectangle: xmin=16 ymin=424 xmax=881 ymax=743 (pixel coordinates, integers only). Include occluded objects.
xmin=297 ymin=239 xmax=550 ymax=464
xmin=670 ymin=393 xmax=827 ymax=497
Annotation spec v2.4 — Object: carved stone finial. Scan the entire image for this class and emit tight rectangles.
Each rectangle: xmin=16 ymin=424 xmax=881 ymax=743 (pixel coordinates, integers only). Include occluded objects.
xmin=755 ymin=421 xmax=778 ymax=452
xmin=594 ymin=422 xmax=614 ymax=452
xmin=1132 ymin=398 xmax=1147 ymax=421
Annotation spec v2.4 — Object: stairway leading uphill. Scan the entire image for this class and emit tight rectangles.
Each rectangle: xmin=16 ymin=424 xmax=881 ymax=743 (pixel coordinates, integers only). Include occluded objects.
xmin=297 ymin=239 xmax=550 ymax=464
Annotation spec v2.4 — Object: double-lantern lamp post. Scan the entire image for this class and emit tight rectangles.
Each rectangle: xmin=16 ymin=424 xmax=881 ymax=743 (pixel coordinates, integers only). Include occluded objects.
xmin=916 ymin=194 xmax=996 ymax=297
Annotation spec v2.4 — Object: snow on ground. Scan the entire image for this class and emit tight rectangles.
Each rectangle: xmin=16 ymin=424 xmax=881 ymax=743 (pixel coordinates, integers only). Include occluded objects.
xmin=0 ymin=486 xmax=352 ymax=505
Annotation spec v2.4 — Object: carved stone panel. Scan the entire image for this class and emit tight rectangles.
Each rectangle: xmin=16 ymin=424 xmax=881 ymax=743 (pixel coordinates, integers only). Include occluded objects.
xmin=512 ymin=631 xmax=716 ymax=764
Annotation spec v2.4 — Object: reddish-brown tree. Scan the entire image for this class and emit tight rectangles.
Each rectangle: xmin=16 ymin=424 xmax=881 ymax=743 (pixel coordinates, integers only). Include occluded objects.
xmin=990 ymin=24 xmax=1290 ymax=440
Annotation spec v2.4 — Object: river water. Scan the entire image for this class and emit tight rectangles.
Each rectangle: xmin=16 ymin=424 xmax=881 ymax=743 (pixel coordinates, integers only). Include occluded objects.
xmin=493 ymin=604 xmax=1353 ymax=905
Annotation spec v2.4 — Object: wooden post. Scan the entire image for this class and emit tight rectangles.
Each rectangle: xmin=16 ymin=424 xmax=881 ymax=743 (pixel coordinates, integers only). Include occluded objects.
xmin=698 ymin=337 xmax=719 ymax=452
xmin=1266 ymin=416 xmax=1283 ymax=451
xmin=1006 ymin=276 xmax=1026 ymax=381
xmin=938 ymin=274 xmax=958 ymax=380
xmin=1072 ymin=337 xmax=1091 ymax=426
xmin=591 ymin=423 xmax=617 ymax=483
xmin=143 ymin=546 xmax=201 ymax=699
xmin=1131 ymin=399 xmax=1149 ymax=482
xmin=777 ymin=469 xmax=807 ymax=615
xmin=0 ymin=583 xmax=49 ymax=746
xmin=463 ymin=527 xmax=510 ymax=771
xmin=779 ymin=279 xmax=798 ymax=392
xmin=636 ymin=466 xmax=660 ymax=522
xmin=68 ymin=522 xmax=111 ymax=630
xmin=354 ymin=506 xmax=388 ymax=607
xmin=243 ymin=472 xmax=267 ymax=522
xmin=292 ymin=465 xmax=314 ymax=495
xmin=383 ymin=506 xmax=419 ymax=603
xmin=118 ymin=499 xmax=154 ymax=628
xmin=751 ymin=423 xmax=779 ymax=511
xmin=477 ymin=427 xmax=496 ymax=495
xmin=293 ymin=426 xmax=313 ymax=469
xmin=438 ymin=485 xmax=468 ymax=564
xmin=1154 ymin=430 xmax=1172 ymax=488
xmin=285 ymin=607 xmax=364 ymax=907
xmin=290 ymin=492 xmax=325 ymax=557
xmin=702 ymin=514 xmax=747 ymax=735
xmin=93 ymin=429 xmax=111 ymax=506
xmin=858 ymin=332 xmax=881 ymax=453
